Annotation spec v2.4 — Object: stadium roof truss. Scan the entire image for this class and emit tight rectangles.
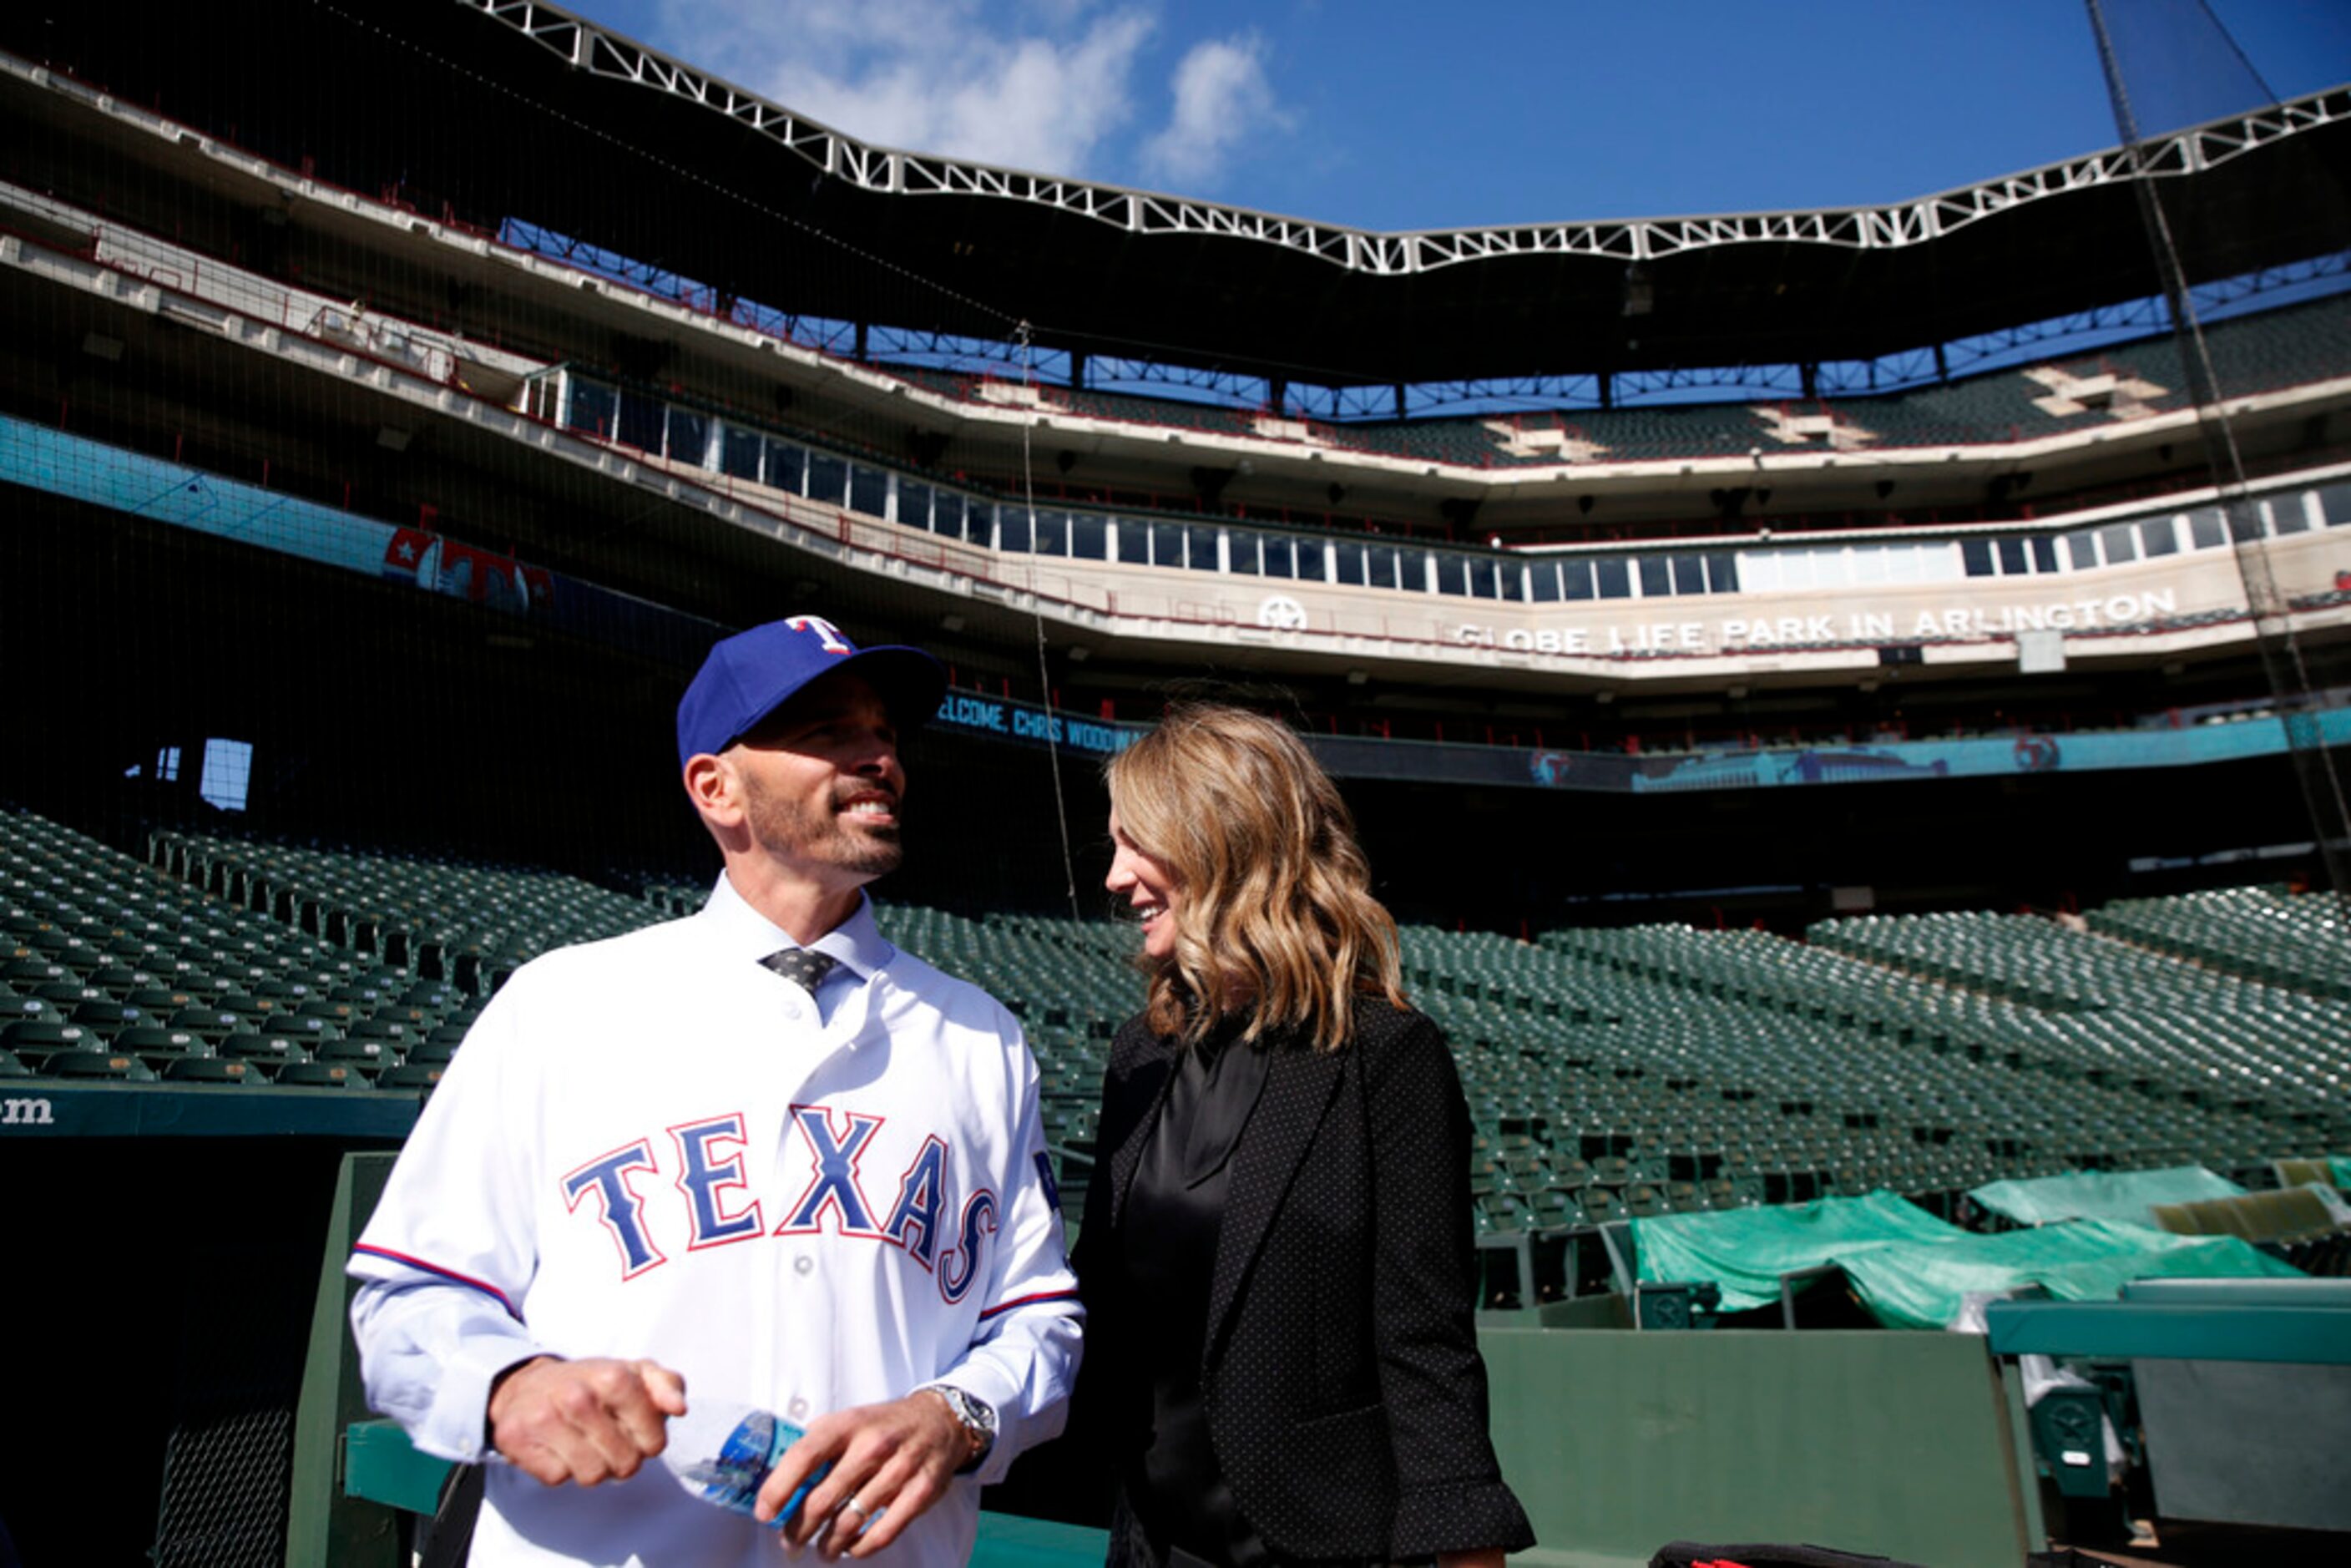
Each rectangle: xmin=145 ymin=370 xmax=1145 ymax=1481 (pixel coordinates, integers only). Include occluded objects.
xmin=469 ymin=0 xmax=2346 ymax=275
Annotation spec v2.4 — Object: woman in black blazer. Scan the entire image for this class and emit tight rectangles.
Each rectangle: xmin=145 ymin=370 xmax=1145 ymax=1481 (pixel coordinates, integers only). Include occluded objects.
xmin=1075 ymin=704 xmax=1533 ymax=1568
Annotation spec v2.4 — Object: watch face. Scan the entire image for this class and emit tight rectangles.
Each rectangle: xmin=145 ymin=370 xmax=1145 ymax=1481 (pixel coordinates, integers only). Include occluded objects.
xmin=938 ymin=1386 xmax=995 ymax=1441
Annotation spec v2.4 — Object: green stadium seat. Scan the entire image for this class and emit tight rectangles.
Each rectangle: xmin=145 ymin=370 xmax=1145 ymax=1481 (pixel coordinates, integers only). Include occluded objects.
xmin=274 ymin=1061 xmax=358 ymax=1089
xmin=85 ymin=964 xmax=155 ymax=998
xmin=111 ymin=1026 xmax=203 ymax=1064
xmin=2 ymin=1019 xmax=94 ymax=1063
xmin=43 ymin=1050 xmax=159 ymax=1082
xmin=313 ymin=1038 xmax=389 ymax=1076
xmin=68 ymin=999 xmax=142 ymax=1034
xmin=163 ymin=1055 xmax=257 ymax=1085
xmin=1578 ymin=1186 xmax=1623 ymax=1223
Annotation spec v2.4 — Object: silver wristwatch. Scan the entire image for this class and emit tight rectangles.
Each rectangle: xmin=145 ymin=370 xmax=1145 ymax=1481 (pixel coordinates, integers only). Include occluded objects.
xmin=925 ymin=1383 xmax=998 ymax=1471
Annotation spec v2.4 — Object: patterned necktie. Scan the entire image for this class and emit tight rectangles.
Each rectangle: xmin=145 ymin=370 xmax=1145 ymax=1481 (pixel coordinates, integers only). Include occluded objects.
xmin=761 ymin=948 xmax=838 ymax=994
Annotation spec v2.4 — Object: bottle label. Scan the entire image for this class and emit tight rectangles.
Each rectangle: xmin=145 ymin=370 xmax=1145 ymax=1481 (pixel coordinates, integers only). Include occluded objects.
xmin=674 ymin=1409 xmax=829 ymax=1529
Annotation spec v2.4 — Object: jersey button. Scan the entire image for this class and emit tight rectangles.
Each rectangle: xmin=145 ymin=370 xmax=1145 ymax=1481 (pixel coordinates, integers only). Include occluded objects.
xmin=787 ymin=1396 xmax=810 ymax=1420
xmin=794 ymin=1253 xmax=814 ymax=1276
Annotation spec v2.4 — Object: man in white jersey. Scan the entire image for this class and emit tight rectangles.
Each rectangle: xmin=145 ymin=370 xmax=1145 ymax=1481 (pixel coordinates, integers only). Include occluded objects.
xmin=349 ymin=615 xmax=1083 ymax=1566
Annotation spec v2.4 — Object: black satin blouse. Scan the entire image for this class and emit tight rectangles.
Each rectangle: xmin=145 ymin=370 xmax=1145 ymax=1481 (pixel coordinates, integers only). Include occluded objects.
xmin=1115 ymin=1023 xmax=1273 ymax=1568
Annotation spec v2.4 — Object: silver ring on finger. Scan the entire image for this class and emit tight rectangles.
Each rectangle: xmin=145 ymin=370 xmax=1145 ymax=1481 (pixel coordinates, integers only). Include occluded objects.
xmin=841 ymin=1498 xmax=870 ymax=1522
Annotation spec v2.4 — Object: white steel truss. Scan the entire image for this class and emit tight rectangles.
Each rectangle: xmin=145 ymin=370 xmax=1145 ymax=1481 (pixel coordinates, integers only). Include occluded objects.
xmin=465 ymin=1 xmax=2348 ymax=276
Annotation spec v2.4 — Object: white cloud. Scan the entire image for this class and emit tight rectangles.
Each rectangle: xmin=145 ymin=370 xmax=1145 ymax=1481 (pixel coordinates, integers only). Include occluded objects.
xmin=652 ymin=0 xmax=1156 ymax=178
xmin=1139 ymin=31 xmax=1286 ymax=190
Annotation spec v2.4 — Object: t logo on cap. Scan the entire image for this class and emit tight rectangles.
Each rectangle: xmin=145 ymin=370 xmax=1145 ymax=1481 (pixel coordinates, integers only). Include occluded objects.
xmin=675 ymin=614 xmax=948 ymax=770
xmin=786 ymin=615 xmax=852 ymax=655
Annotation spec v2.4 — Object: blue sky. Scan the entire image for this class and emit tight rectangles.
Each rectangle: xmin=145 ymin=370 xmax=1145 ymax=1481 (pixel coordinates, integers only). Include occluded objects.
xmin=564 ymin=1 xmax=2351 ymax=230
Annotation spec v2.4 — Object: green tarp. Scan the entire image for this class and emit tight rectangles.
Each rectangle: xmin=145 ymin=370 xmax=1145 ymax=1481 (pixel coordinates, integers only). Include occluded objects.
xmin=1966 ymin=1165 xmax=2246 ymax=1227
xmin=1633 ymin=1191 xmax=2302 ymax=1329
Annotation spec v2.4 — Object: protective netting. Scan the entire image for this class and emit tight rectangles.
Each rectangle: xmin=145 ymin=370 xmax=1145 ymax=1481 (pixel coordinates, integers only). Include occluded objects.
xmin=3 ymin=3 xmax=2351 ymax=1548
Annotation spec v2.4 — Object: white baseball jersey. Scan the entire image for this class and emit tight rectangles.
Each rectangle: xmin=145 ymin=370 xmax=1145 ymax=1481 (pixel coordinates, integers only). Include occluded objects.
xmin=349 ymin=875 xmax=1083 ymax=1567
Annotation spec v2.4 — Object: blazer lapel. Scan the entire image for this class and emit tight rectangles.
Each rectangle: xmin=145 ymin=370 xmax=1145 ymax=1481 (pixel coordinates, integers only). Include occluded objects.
xmin=1105 ymin=1041 xmax=1176 ymax=1230
xmin=1201 ymin=1039 xmax=1347 ymax=1360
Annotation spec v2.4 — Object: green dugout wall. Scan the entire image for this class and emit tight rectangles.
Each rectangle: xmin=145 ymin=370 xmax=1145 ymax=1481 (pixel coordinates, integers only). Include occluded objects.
xmin=1480 ymin=1326 xmax=2041 ymax=1568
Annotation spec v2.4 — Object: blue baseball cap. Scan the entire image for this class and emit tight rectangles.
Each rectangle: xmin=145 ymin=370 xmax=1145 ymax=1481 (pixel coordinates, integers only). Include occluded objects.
xmin=676 ymin=615 xmax=947 ymax=767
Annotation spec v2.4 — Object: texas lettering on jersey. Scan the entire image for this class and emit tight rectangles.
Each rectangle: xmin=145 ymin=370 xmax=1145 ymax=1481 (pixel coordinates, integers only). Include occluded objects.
xmin=558 ymin=1105 xmax=1002 ymax=1302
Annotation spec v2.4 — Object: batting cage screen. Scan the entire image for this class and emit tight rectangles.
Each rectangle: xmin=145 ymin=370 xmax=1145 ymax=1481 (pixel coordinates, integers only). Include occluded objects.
xmin=2 ymin=2 xmax=2349 ymax=1562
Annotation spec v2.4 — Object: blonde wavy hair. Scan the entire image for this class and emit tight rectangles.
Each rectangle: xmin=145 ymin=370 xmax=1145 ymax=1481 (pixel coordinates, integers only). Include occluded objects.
xmin=1105 ymin=703 xmax=1408 ymax=1053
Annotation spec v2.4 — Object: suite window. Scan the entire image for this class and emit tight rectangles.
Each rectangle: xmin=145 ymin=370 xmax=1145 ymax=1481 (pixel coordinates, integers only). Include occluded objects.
xmin=2268 ymin=498 xmax=2310 ymax=535
xmin=1529 ymin=561 xmax=1562 ymax=602
xmin=720 ymin=426 xmax=762 ymax=482
xmin=1637 ymin=557 xmax=1672 ymax=598
xmin=615 ymin=390 xmax=666 ymax=454
xmin=1147 ymin=522 xmax=1185 ymax=571
xmin=1229 ymin=534 xmax=1260 ymax=574
xmin=2064 ymin=529 xmax=2100 ymax=569
xmin=1332 ymin=542 xmax=1366 ymax=586
xmin=1671 ymin=554 xmax=1707 ymax=595
xmin=565 ymin=378 xmax=617 ymax=439
xmin=1262 ymin=538 xmax=1297 ymax=579
xmin=1070 ymin=513 xmax=1108 ymax=559
xmin=1294 ymin=539 xmax=1327 ymax=583
xmin=897 ymin=480 xmax=933 ymax=531
xmin=1705 ymin=554 xmax=1739 ymax=592
xmin=998 ymin=507 xmax=1032 ymax=553
xmin=2098 ymin=523 xmax=2138 ymax=564
xmin=806 ymin=454 xmax=847 ymax=507
xmin=1996 ymin=538 xmax=2030 ymax=575
xmin=2030 ymin=536 xmax=2060 ymax=573
xmin=1434 ymin=554 xmax=1470 ymax=596
xmin=766 ymin=439 xmax=806 ymax=495
xmin=1118 ymin=521 xmax=1153 ymax=565
xmin=1595 ymin=558 xmax=1632 ymax=599
xmin=847 ymin=467 xmax=888 ymax=518
xmin=1960 ymin=539 xmax=1995 ymax=577
xmin=1561 ymin=559 xmax=1596 ymax=600
xmin=933 ymin=492 xmax=968 ymax=539
xmin=2137 ymin=517 xmax=2178 ymax=556
xmin=2321 ymin=483 xmax=2351 ymax=527
xmin=1187 ymin=525 xmax=1222 ymax=572
xmin=1366 ymin=545 xmax=1400 ymax=590
xmin=2187 ymin=508 xmax=2226 ymax=549
xmin=667 ymin=408 xmax=710 ymax=468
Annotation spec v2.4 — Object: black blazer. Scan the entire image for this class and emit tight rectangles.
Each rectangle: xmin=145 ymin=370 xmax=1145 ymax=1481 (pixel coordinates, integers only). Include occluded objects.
xmin=1073 ymin=995 xmax=1534 ymax=1565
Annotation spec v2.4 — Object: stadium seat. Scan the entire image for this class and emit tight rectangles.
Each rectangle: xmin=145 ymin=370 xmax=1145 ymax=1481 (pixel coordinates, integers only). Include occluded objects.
xmin=313 ymin=1037 xmax=389 ymax=1075
xmin=42 ymin=1050 xmax=159 ymax=1082
xmin=163 ymin=1055 xmax=256 ymax=1085
xmin=2 ymin=1019 xmax=94 ymax=1064
xmin=1578 ymin=1186 xmax=1624 ymax=1223
xmin=274 ymin=1061 xmax=357 ymax=1089
xmin=1 ymin=958 xmax=67 ymax=989
xmin=215 ymin=1032 xmax=310 ymax=1069
xmin=68 ymin=999 xmax=141 ymax=1034
xmin=111 ymin=1026 xmax=202 ymax=1065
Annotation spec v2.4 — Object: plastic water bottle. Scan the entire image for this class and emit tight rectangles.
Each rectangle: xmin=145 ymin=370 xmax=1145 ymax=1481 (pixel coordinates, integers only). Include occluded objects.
xmin=661 ymin=1399 xmax=831 ymax=1529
